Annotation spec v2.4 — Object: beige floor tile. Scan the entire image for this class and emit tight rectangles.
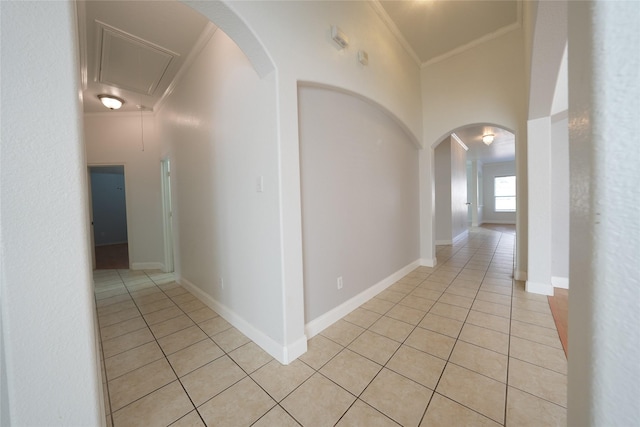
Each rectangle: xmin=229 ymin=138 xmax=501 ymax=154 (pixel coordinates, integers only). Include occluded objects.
xmin=157 ymin=325 xmax=208 ymax=356
xmin=386 ymin=345 xmax=446 ymax=389
xmin=444 ymin=286 xmax=478 ymax=299
xmin=480 ymin=284 xmax=512 ymax=296
xmin=99 ymin=307 xmax=141 ymax=328
xmin=411 ymin=287 xmax=443 ymax=300
xmin=511 ymin=308 xmax=556 ymax=329
xmin=320 ymin=349 xmax=382 ymax=395
xmin=171 ymin=292 xmax=198 ymax=305
xmin=348 ymin=330 xmax=400 ymax=365
xmin=252 ymin=405 xmax=300 ymax=427
xmin=510 ymin=336 xmax=567 ymax=374
xmin=133 ymin=290 xmax=168 ymax=307
xmin=137 ymin=298 xmax=175 ymax=315
xmin=211 ymin=327 xmax=251 ymax=352
xmin=398 ymin=294 xmax=435 ymax=311
xmin=96 ymin=293 xmax=132 ymax=308
xmin=229 ymin=341 xmax=274 ymax=374
xmin=377 ymin=289 xmax=406 ymax=303
xmin=102 ymin=381 xmax=110 ymax=414
xmin=97 ymin=299 xmax=136 ymax=317
xmin=510 ymin=320 xmax=562 ymax=349
xmin=112 ymin=380 xmax=193 ymax=427
xmin=512 ymin=297 xmax=552 ymax=314
xmin=449 ymin=341 xmax=507 ymax=382
xmin=436 ymin=363 xmax=506 ymax=424
xmin=251 ymin=359 xmax=314 ymax=402
xmin=149 ymin=314 xmax=195 ymax=339
xmin=388 ymin=282 xmax=417 ymax=294
xmin=429 ymin=302 xmax=469 ymax=322
xmin=439 ymin=293 xmax=474 ymax=309
xmin=476 ymin=290 xmax=512 ymax=306
xmin=100 ymin=316 xmax=147 ymax=341
xmin=508 ymin=358 xmax=567 ymax=407
xmin=167 ymin=339 xmax=224 ymax=377
xmin=343 ymin=307 xmax=382 ymax=328
xmin=198 ymin=377 xmax=275 ymax=426
xmin=109 ymin=358 xmax=177 ymax=411
xmin=321 ymin=319 xmax=365 ymax=347
xmin=466 ymin=310 xmax=510 ymax=334
xmin=95 ymin=287 xmax=129 ymax=301
xmin=386 ymin=304 xmax=426 ymax=325
xmin=299 ymin=334 xmax=343 ymax=370
xmin=143 ymin=305 xmax=183 ymax=326
xmin=369 ymin=316 xmax=415 ymax=342
xmin=181 ymin=355 xmax=246 ymax=406
xmin=198 ymin=316 xmax=232 ymax=336
xmin=459 ymin=323 xmax=509 ymax=355
xmin=186 ymin=307 xmax=218 ymax=324
xmin=472 ymin=299 xmax=512 ymax=318
xmin=361 ymin=368 xmax=432 ymax=427
xmin=169 ymin=410 xmax=205 ymax=427
xmin=405 ymin=327 xmax=455 ymax=360
xmin=506 ymin=386 xmax=566 ymax=427
xmin=163 ymin=286 xmax=188 ymax=298
xmin=178 ymin=298 xmax=207 ymax=313
xmin=361 ymin=297 xmax=395 ymax=315
xmin=102 ymin=328 xmax=155 ymax=359
xmin=420 ymin=393 xmax=501 ymax=427
xmin=105 ymin=341 xmax=164 ymax=380
xmin=418 ymin=313 xmax=463 ymax=338
xmin=336 ymin=400 xmax=401 ymax=426
xmin=282 ymin=373 xmax=355 ymax=427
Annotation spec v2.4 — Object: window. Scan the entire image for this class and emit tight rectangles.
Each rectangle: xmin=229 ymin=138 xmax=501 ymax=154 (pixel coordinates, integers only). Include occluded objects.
xmin=495 ymin=175 xmax=516 ymax=212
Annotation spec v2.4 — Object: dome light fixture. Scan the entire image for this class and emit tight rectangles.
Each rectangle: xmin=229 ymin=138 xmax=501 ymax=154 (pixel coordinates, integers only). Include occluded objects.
xmin=482 ymin=133 xmax=495 ymax=145
xmin=98 ymin=94 xmax=125 ymax=110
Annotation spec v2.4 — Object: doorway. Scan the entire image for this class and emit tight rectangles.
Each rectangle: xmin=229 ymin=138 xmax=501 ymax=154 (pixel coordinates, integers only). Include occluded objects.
xmin=89 ymin=165 xmax=130 ymax=269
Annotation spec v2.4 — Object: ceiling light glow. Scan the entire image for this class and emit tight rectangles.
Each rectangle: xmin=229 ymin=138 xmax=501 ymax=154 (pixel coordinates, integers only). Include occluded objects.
xmin=482 ymin=134 xmax=495 ymax=145
xmin=98 ymin=94 xmax=124 ymax=110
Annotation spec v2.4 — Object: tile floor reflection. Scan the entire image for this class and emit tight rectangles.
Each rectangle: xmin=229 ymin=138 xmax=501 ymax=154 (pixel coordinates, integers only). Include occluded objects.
xmin=96 ymin=226 xmax=566 ymax=426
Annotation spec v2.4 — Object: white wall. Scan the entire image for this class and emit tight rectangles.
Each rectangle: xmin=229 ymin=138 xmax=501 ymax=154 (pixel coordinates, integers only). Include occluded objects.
xmin=567 ymin=1 xmax=640 ymax=424
xmin=155 ymin=29 xmax=292 ymax=360
xmin=420 ymin=29 xmax=527 ymax=273
xmin=482 ymin=161 xmax=517 ymax=224
xmin=550 ymin=113 xmax=569 ymax=286
xmin=0 ymin=1 xmax=102 ymax=424
xmin=84 ymin=114 xmax=165 ymax=270
xmin=435 ymin=138 xmax=467 ymax=243
xmin=434 ymin=140 xmax=452 ymax=243
xmin=450 ymin=138 xmax=468 ymax=239
xmin=298 ymin=86 xmax=420 ymax=323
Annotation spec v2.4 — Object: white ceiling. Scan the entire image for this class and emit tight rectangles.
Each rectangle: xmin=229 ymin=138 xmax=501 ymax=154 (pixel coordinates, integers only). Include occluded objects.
xmin=77 ymin=0 xmax=215 ymax=113
xmin=77 ymin=0 xmax=517 ymax=164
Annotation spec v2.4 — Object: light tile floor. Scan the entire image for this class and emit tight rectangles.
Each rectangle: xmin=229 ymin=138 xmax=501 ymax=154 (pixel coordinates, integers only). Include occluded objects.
xmin=96 ymin=227 xmax=567 ymax=426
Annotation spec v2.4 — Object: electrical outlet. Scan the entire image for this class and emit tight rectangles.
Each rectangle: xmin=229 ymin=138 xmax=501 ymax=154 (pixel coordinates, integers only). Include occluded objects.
xmin=337 ymin=276 xmax=343 ymax=290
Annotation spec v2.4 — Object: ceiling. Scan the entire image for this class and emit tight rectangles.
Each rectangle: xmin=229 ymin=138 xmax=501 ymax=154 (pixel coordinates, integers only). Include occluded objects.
xmin=451 ymin=125 xmax=515 ymax=163
xmin=77 ymin=0 xmax=517 ymax=164
xmin=77 ymin=0 xmax=215 ymax=113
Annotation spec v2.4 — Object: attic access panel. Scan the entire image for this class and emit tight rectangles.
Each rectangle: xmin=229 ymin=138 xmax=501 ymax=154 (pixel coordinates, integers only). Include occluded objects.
xmin=98 ymin=22 xmax=178 ymax=96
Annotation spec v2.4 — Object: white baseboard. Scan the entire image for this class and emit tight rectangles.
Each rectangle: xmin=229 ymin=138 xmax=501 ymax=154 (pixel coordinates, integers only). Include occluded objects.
xmin=552 ymin=276 xmax=569 ymax=289
xmin=436 ymin=239 xmax=452 ymax=245
xmin=180 ymin=278 xmax=306 ymax=365
xmin=131 ymin=262 xmax=165 ymax=271
xmin=525 ymin=280 xmax=554 ymax=296
xmin=420 ymin=258 xmax=437 ymax=268
xmin=480 ymin=220 xmax=517 ymax=225
xmin=304 ymin=259 xmax=421 ymax=339
xmin=453 ymin=229 xmax=469 ymax=243
xmin=514 ymin=270 xmax=527 ymax=281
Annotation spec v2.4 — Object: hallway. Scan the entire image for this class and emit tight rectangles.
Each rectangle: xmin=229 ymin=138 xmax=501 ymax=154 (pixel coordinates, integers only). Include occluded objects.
xmin=96 ymin=226 xmax=567 ymax=426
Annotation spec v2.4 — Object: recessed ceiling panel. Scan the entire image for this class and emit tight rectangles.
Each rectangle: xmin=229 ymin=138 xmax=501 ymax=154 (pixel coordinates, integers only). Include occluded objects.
xmin=99 ymin=23 xmax=177 ymax=96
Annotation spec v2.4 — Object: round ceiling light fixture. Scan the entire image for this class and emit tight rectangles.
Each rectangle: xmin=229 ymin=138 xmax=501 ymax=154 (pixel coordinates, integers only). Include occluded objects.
xmin=98 ymin=94 xmax=125 ymax=110
xmin=482 ymin=133 xmax=495 ymax=145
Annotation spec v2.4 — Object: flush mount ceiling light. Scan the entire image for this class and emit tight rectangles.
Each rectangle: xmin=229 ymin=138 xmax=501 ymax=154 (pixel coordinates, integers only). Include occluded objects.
xmin=98 ymin=94 xmax=124 ymax=110
xmin=482 ymin=133 xmax=495 ymax=145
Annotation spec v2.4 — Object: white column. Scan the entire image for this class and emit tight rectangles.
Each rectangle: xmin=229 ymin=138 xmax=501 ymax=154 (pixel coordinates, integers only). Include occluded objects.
xmin=419 ymin=147 xmax=437 ymax=267
xmin=567 ymin=1 xmax=640 ymax=425
xmin=526 ymin=117 xmax=553 ymax=295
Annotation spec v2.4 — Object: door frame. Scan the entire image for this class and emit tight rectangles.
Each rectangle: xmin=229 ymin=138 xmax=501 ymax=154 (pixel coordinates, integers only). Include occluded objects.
xmin=87 ymin=163 xmax=132 ymax=269
xmin=160 ymin=158 xmax=174 ymax=273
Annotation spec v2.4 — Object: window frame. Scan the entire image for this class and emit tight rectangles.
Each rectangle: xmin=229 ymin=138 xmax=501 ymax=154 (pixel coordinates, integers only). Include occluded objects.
xmin=494 ymin=175 xmax=516 ymax=213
